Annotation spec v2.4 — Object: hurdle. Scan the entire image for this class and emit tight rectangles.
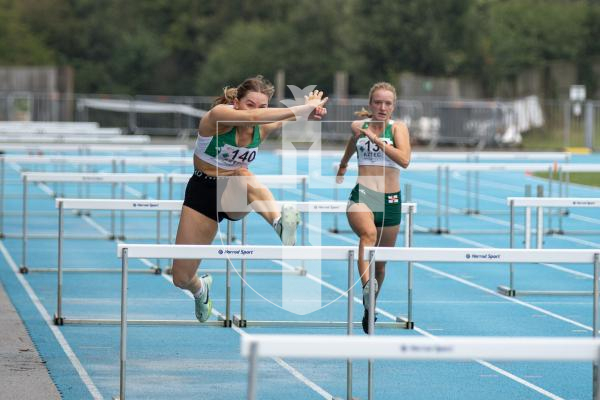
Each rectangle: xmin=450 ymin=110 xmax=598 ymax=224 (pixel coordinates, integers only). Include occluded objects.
xmin=332 ymin=162 xmax=563 ymax=234
xmin=498 ymin=197 xmax=600 ymax=297
xmin=241 ymin=334 xmax=600 ymax=400
xmin=232 ymin=201 xmax=416 ymax=329
xmin=51 ymin=198 xmax=320 ymax=325
xmin=0 ymin=155 xmax=190 ymax=237
xmin=20 ymin=172 xmax=163 ymax=273
xmin=116 ymin=245 xmax=600 ymax=400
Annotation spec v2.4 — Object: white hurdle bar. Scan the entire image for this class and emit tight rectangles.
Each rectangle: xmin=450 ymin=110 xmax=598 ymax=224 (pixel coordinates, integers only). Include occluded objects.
xmin=0 ymin=134 xmax=149 ymax=144
xmin=242 ymin=334 xmax=600 ymax=400
xmin=20 ymin=172 xmax=164 ymax=273
xmin=499 ymin=197 xmax=600 ymax=297
xmin=0 ymin=142 xmax=189 ymax=155
xmin=116 ymin=245 xmax=600 ymax=400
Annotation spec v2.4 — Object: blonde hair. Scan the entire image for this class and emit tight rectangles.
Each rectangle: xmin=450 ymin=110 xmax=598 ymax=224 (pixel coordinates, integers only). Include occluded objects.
xmin=212 ymin=75 xmax=275 ymax=108
xmin=354 ymin=82 xmax=397 ymax=118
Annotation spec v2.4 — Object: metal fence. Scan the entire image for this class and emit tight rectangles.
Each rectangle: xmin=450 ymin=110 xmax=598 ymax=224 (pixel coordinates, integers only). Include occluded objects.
xmin=1 ymin=91 xmax=598 ymax=149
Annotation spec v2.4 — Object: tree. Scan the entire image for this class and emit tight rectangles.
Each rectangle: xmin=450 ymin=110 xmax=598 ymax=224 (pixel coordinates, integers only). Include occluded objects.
xmin=0 ymin=0 xmax=54 ymax=65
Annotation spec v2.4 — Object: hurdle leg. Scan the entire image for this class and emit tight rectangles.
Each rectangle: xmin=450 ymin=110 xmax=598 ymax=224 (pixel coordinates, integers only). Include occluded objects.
xmin=346 ymin=250 xmax=354 ymax=400
xmin=594 ymin=254 xmax=599 ymax=400
xmin=406 ymin=206 xmax=415 ymax=328
xmin=20 ymin=175 xmax=28 ymax=273
xmin=498 ymin=200 xmax=516 ymax=297
xmin=225 ymin=221 xmax=233 ymax=327
xmin=119 ymin=248 xmax=129 ymax=400
xmin=368 ymin=250 xmax=376 ymax=400
xmin=247 ymin=342 xmax=259 ymax=400
xmin=55 ymin=202 xmax=65 ymax=325
xmin=234 ymin=218 xmax=248 ymax=327
xmin=444 ymin=166 xmax=450 ymax=233
xmin=332 ymin=184 xmax=339 ymax=233
xmin=0 ymin=157 xmax=4 ymax=238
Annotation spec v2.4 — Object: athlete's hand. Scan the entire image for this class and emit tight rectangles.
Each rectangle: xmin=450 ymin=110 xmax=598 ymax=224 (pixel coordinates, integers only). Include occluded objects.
xmin=304 ymin=90 xmax=328 ymax=109
xmin=335 ymin=164 xmax=347 ymax=184
xmin=359 ymin=127 xmax=378 ymax=143
xmin=309 ymin=105 xmax=327 ymax=121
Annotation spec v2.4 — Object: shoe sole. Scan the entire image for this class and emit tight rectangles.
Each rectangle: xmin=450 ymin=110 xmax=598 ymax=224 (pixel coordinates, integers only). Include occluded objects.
xmin=280 ymin=205 xmax=299 ymax=246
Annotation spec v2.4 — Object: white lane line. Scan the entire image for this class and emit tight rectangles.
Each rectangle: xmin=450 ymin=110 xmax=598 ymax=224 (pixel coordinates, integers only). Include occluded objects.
xmin=158 ymin=269 xmax=334 ymax=399
xmin=303 ymin=222 xmax=567 ymax=399
xmin=272 ymin=357 xmax=334 ymax=399
xmin=553 ymin=235 xmax=600 ymax=248
xmin=414 ymin=262 xmax=591 ymax=332
xmin=569 ymin=213 xmax=600 ymax=226
xmin=0 ymin=241 xmax=103 ymax=400
xmin=81 ymin=215 xmax=111 ymax=237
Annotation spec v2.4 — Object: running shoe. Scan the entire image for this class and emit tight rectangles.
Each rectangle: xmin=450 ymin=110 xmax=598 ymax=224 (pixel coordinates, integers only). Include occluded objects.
xmin=275 ymin=204 xmax=300 ymax=246
xmin=361 ymin=279 xmax=379 ymax=334
xmin=194 ymin=274 xmax=213 ymax=323
xmin=361 ymin=309 xmax=378 ymax=335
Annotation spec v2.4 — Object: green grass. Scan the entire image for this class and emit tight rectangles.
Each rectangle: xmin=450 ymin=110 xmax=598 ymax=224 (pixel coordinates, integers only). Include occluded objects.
xmin=520 ymin=127 xmax=586 ymax=150
xmin=534 ymin=171 xmax=600 ymax=188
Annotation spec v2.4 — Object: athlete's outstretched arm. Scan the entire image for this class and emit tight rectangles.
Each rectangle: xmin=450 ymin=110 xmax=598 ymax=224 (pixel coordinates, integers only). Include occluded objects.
xmin=204 ymin=92 xmax=328 ymax=130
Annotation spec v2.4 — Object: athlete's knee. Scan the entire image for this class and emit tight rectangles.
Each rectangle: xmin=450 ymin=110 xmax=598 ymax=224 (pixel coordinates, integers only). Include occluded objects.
xmin=171 ymin=261 xmax=196 ymax=289
xmin=359 ymin=228 xmax=378 ymax=246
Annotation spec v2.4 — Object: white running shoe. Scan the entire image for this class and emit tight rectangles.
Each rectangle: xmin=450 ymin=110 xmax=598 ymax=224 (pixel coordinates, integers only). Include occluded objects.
xmin=194 ymin=274 xmax=213 ymax=323
xmin=274 ymin=204 xmax=300 ymax=246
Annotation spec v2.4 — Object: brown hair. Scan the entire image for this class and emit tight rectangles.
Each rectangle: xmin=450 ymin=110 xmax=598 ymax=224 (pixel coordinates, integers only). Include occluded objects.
xmin=354 ymin=82 xmax=397 ymax=118
xmin=212 ymin=75 xmax=275 ymax=108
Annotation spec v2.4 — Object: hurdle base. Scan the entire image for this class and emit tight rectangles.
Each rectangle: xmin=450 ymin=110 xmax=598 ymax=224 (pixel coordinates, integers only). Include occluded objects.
xmin=163 ymin=267 xmax=304 ymax=276
xmin=201 ymin=268 xmax=305 ymax=276
xmin=53 ymin=314 xmax=64 ymax=326
xmin=233 ymin=320 xmax=410 ymax=329
xmin=398 ymin=317 xmax=414 ymax=330
xmin=19 ymin=266 xmax=28 ymax=274
xmin=546 ymin=229 xmax=565 ymax=235
xmin=58 ymin=317 xmax=228 ymax=326
xmin=233 ymin=314 xmax=246 ymax=328
xmin=23 ymin=266 xmax=160 ymax=274
xmin=465 ymin=209 xmax=480 ymax=215
xmin=497 ymin=285 xmax=516 ymax=297
xmin=328 ymin=228 xmax=354 ymax=234
xmin=429 ymin=228 xmax=450 ymax=235
xmin=499 ymin=285 xmax=591 ymax=296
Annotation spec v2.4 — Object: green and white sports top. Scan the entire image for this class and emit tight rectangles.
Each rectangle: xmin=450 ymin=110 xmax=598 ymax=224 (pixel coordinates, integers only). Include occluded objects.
xmin=194 ymin=125 xmax=261 ymax=170
xmin=355 ymin=119 xmax=400 ymax=170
